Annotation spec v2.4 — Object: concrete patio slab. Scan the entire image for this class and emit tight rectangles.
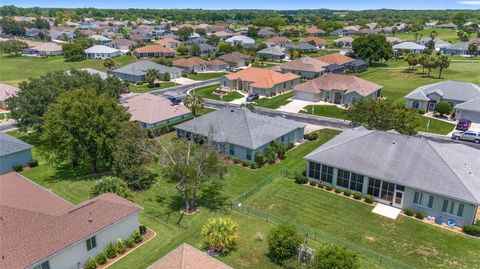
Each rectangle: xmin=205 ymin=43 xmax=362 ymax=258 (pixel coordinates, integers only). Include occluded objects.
xmin=372 ymin=203 xmax=401 ymax=220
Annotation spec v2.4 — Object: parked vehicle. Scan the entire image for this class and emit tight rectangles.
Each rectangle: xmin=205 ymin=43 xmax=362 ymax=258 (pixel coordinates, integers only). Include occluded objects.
xmin=167 ymin=96 xmax=182 ymax=105
xmin=226 ymin=67 xmax=236 ymax=72
xmin=456 ymin=119 xmax=472 ymax=131
xmin=451 ymin=131 xmax=480 ymax=143
xmin=246 ymin=93 xmax=259 ymax=102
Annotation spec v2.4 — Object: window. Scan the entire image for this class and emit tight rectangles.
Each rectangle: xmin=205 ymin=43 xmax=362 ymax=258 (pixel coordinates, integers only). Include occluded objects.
xmin=413 ymin=191 xmax=434 ymax=208
xmin=229 ymin=144 xmax=235 ymax=155
xmin=337 ymin=169 xmax=350 ymax=188
xmin=367 ymin=178 xmax=381 ymax=198
xmin=458 ymin=204 xmax=464 ymax=217
xmin=442 ymin=199 xmax=464 ymax=217
xmin=281 ymin=135 xmax=285 ymax=143
xmin=308 ymin=162 xmax=321 ymax=180
xmin=86 ymin=236 xmax=97 ymax=251
xmin=320 ymin=165 xmax=333 ymax=183
xmin=325 ymin=92 xmax=331 ymax=99
xmin=349 ymin=173 xmax=364 ymax=192
xmin=428 ymin=195 xmax=434 ymax=208
xmin=33 ymin=261 xmax=50 ymax=269
xmin=246 ymin=149 xmax=252 ymax=160
xmin=351 ymin=97 xmax=358 ymax=105
xmin=412 ymin=101 xmax=419 ymax=109
xmin=380 ymin=181 xmax=395 ymax=202
xmin=442 ymin=199 xmax=448 ymax=212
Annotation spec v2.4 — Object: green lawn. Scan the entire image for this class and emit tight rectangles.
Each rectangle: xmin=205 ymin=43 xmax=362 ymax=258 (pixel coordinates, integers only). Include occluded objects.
xmin=300 ymin=105 xmax=348 ymax=120
xmin=130 ymin=82 xmax=177 ymax=93
xmin=416 ymin=115 xmax=455 ymax=135
xmin=394 ymin=29 xmax=460 ymax=43
xmin=246 ymin=178 xmax=480 ymax=269
xmin=9 ymin=128 xmax=340 ymax=269
xmin=251 ymin=61 xmax=281 ymax=68
xmin=254 ymin=91 xmax=293 ymax=109
xmin=0 ymin=55 xmax=136 ymax=86
xmin=187 ymin=72 xmax=226 ymax=81
xmin=193 ymin=84 xmax=244 ymax=102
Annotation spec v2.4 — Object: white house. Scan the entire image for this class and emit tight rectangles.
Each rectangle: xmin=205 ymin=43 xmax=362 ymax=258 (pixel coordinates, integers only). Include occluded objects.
xmin=225 ymin=35 xmax=255 ymax=46
xmin=1 ymin=172 xmax=142 ymax=269
xmin=84 ymin=45 xmax=121 ymax=59
xmin=393 ymin=42 xmax=425 ymax=54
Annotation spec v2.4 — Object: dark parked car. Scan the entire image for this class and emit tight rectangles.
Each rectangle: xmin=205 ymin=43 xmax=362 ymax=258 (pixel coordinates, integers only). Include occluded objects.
xmin=456 ymin=119 xmax=472 ymax=131
xmin=246 ymin=93 xmax=259 ymax=102
xmin=167 ymin=96 xmax=182 ymax=105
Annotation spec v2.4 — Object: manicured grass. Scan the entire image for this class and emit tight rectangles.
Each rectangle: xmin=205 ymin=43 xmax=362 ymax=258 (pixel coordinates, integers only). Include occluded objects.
xmin=193 ymin=84 xmax=244 ymax=102
xmin=394 ymin=29 xmax=460 ymax=43
xmin=130 ymin=82 xmax=176 ymax=93
xmin=254 ymin=91 xmax=293 ymax=109
xmin=300 ymin=105 xmax=348 ymax=120
xmin=187 ymin=72 xmax=226 ymax=81
xmin=416 ymin=115 xmax=455 ymax=135
xmin=246 ymin=178 xmax=480 ymax=269
xmin=0 ymin=55 xmax=136 ymax=86
xmin=251 ymin=61 xmax=281 ymax=68
xmin=10 ymin=128 xmax=340 ymax=269
xmin=358 ymin=60 xmax=480 ymax=102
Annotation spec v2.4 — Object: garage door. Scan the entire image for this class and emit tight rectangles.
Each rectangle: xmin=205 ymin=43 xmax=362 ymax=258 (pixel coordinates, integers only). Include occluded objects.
xmin=459 ymin=110 xmax=480 ymax=123
xmin=294 ymin=91 xmax=320 ymax=102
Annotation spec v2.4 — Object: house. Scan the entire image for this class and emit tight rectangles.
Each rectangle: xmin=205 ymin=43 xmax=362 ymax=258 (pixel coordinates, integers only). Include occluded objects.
xmin=218 ymin=52 xmax=251 ymax=68
xmin=293 ymin=73 xmax=382 ymax=104
xmin=122 ymin=93 xmax=191 ymax=129
xmin=198 ymin=43 xmax=218 ymax=56
xmin=357 ymin=28 xmax=378 ymax=35
xmin=404 ymin=80 xmax=480 ymax=112
xmin=155 ymin=37 xmax=181 ymax=49
xmin=147 ymin=243 xmax=233 ymax=269
xmin=306 ymin=26 xmax=326 ymax=36
xmin=454 ymin=98 xmax=480 ymax=123
xmin=434 ymin=23 xmax=458 ymax=30
xmin=315 ymin=53 xmax=365 ymax=73
xmin=392 ymin=42 xmax=425 ymax=54
xmin=442 ymin=42 xmax=479 ymax=56
xmin=175 ymin=107 xmax=305 ymax=162
xmin=305 ymin=127 xmax=480 ymax=227
xmin=331 ymin=29 xmax=357 ymax=37
xmin=416 ymin=38 xmax=451 ymax=50
xmin=84 ymin=45 xmax=121 ymax=59
xmin=129 ymin=34 xmax=151 ymax=43
xmin=0 ymin=83 xmax=19 ymax=109
xmin=0 ymin=132 xmax=32 ymax=174
xmin=22 ymin=42 xmax=63 ymax=56
xmin=49 ymin=28 xmax=75 ymax=41
xmin=207 ymin=59 xmax=228 ymax=71
xmin=386 ymin=37 xmax=404 ymax=45
xmin=212 ymin=30 xmax=234 ymax=40
xmin=190 ymin=36 xmax=208 ymax=45
xmin=256 ymin=47 xmax=286 ymax=61
xmin=78 ymin=68 xmax=109 ymax=80
xmin=135 ymin=45 xmax=176 ymax=58
xmin=334 ymin=37 xmax=354 ymax=47
xmin=285 ymin=43 xmax=317 ymax=53
xmin=264 ymin=37 xmax=291 ymax=48
xmin=220 ymin=67 xmax=300 ymax=96
xmin=366 ymin=22 xmax=378 ymax=30
xmin=88 ymin=34 xmax=112 ymax=44
xmin=109 ymin=61 xmax=182 ymax=82
xmin=274 ymin=56 xmax=328 ymax=79
xmin=24 ymin=27 xmax=43 ymax=38
xmin=257 ymin=29 xmax=276 ymax=38
xmin=345 ymin=59 xmax=369 ymax=73
xmin=300 ymin=37 xmax=327 ymax=49
xmin=225 ymin=35 xmax=255 ymax=46
xmin=106 ymin=38 xmax=136 ymax=52
xmin=0 ymin=172 xmax=142 ymax=269
xmin=172 ymin=57 xmax=208 ymax=73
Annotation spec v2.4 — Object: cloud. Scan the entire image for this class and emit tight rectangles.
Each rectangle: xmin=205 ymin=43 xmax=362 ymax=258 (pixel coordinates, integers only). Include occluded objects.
xmin=459 ymin=1 xmax=480 ymax=5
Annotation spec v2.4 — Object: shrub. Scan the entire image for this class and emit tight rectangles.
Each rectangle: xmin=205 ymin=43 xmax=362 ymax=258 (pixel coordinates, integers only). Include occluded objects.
xmin=325 ymin=184 xmax=333 ymax=191
xmin=255 ymin=232 xmax=266 ymax=241
xmin=125 ymin=238 xmax=135 ymax=248
xmin=404 ymin=208 xmax=415 ymax=216
xmin=309 ymin=180 xmax=317 ymax=186
xmin=105 ymin=242 xmax=117 ymax=259
xmin=131 ymin=231 xmax=142 ymax=244
xmin=415 ymin=211 xmax=426 ymax=220
xmin=136 ymin=81 xmax=144 ymax=85
xmin=255 ymin=153 xmax=266 ymax=166
xmin=353 ymin=192 xmax=362 ymax=200
xmin=287 ymin=142 xmax=294 ymax=150
xmin=84 ymin=257 xmax=97 ymax=269
xmin=314 ymin=244 xmax=360 ymax=269
xmin=343 ymin=189 xmax=351 ymax=196
xmin=364 ymin=195 xmax=374 ymax=204
xmin=90 ymin=176 xmax=132 ymax=200
xmin=117 ymin=239 xmax=126 ymax=254
xmin=12 ymin=164 xmax=23 ymax=172
xmin=267 ymin=223 xmax=303 ymax=264
xmin=233 ymin=157 xmax=240 ymax=164
xmin=418 ymin=110 xmax=426 ymax=115
xmin=303 ymin=134 xmax=311 ymax=140
xmin=139 ymin=225 xmax=147 ymax=235
xmin=435 ymin=101 xmax=452 ymax=116
xmin=201 ymin=217 xmax=239 ymax=253
xmin=334 ymin=188 xmax=342 ymax=194
xmin=309 ymin=132 xmax=318 ymax=140
xmin=463 ymin=224 xmax=480 ymax=237
xmin=28 ymin=159 xmax=38 ymax=167
xmin=250 ymin=162 xmax=258 ymax=169
xmin=95 ymin=252 xmax=107 ymax=265
xmin=241 ymin=160 xmax=249 ymax=167
xmin=317 ymin=182 xmax=324 ymax=189
xmin=301 ymin=170 xmax=307 ymax=177
xmin=294 ymin=174 xmax=307 ymax=184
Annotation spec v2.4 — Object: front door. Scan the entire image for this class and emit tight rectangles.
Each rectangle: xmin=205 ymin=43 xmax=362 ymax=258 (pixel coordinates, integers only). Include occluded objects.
xmin=393 ymin=190 xmax=404 ymax=208
xmin=333 ymin=92 xmax=343 ymax=104
xmin=427 ymin=100 xmax=437 ymax=112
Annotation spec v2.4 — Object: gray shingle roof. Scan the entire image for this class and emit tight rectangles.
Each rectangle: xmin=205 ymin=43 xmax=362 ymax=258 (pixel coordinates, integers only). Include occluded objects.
xmin=305 ymin=127 xmax=480 ymax=204
xmin=0 ymin=132 xmax=33 ymax=157
xmin=110 ymin=61 xmax=182 ymax=77
xmin=454 ymin=97 xmax=480 ymax=112
xmin=405 ymin=80 xmax=480 ymax=102
xmin=175 ymin=107 xmax=305 ymax=149
xmin=257 ymin=47 xmax=285 ymax=56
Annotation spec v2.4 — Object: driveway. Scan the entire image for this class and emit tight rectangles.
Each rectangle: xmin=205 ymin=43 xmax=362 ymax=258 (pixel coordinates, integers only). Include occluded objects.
xmin=277 ymin=99 xmax=320 ymax=113
xmin=171 ymin=77 xmax=196 ymax=85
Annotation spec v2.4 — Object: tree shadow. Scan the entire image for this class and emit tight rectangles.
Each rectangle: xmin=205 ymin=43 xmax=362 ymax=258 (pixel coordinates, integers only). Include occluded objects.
xmin=369 ymin=62 xmax=388 ymax=67
xmin=198 ymin=180 xmax=229 ymax=212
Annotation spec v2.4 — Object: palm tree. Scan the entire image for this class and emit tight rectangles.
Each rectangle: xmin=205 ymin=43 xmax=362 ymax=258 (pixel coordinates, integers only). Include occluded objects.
xmin=425 ymin=54 xmax=439 ymax=77
xmin=201 ymin=217 xmax=239 ymax=253
xmin=184 ymin=93 xmax=204 ymax=117
xmin=404 ymin=53 xmax=418 ymax=70
xmin=437 ymin=55 xmax=450 ymax=79
xmin=145 ymin=69 xmax=160 ymax=88
xmin=103 ymin=58 xmax=115 ymax=69
xmin=468 ymin=42 xmax=478 ymax=56
xmin=430 ymin=30 xmax=438 ymax=39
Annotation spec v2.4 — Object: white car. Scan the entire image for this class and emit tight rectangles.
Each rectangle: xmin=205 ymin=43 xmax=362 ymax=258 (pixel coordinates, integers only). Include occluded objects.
xmin=451 ymin=131 xmax=480 ymax=144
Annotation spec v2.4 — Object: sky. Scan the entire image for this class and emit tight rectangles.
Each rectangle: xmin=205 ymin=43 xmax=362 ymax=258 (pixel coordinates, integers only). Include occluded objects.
xmin=2 ymin=0 xmax=480 ymax=10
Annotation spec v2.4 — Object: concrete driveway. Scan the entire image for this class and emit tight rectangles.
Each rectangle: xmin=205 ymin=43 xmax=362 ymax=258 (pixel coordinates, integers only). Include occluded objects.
xmin=172 ymin=77 xmax=197 ymax=85
xmin=277 ymin=99 xmax=321 ymax=113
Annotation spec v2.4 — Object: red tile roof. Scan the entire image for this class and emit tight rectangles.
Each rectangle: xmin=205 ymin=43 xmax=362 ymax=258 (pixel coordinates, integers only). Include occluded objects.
xmin=155 ymin=37 xmax=181 ymax=46
xmin=135 ymin=45 xmax=175 ymax=54
xmin=0 ymin=172 xmax=142 ymax=269
xmin=208 ymin=59 xmax=227 ymax=66
xmin=123 ymin=93 xmax=191 ymax=124
xmin=294 ymin=73 xmax=382 ymax=96
xmin=225 ymin=67 xmax=299 ymax=89
xmin=129 ymin=34 xmax=149 ymax=41
xmin=306 ymin=26 xmax=326 ymax=35
xmin=265 ymin=36 xmax=291 ymax=43
xmin=315 ymin=53 xmax=354 ymax=65
xmin=173 ymin=57 xmax=207 ymax=68
xmin=300 ymin=37 xmax=327 ymax=45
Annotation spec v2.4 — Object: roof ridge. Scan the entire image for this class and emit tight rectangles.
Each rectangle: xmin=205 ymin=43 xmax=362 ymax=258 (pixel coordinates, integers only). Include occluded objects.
xmin=306 ymin=128 xmax=373 ymax=158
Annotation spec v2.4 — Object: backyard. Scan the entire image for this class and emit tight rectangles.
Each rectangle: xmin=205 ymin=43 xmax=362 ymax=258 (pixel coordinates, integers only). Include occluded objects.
xmin=193 ymin=84 xmax=244 ymax=102
xmin=187 ymin=72 xmax=226 ymax=81
xmin=0 ymin=54 xmax=136 ymax=86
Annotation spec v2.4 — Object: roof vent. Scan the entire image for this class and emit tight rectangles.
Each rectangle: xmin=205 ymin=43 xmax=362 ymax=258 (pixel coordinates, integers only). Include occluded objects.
xmin=392 ymin=140 xmax=396 ymax=144
xmin=230 ymin=107 xmax=235 ymax=112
